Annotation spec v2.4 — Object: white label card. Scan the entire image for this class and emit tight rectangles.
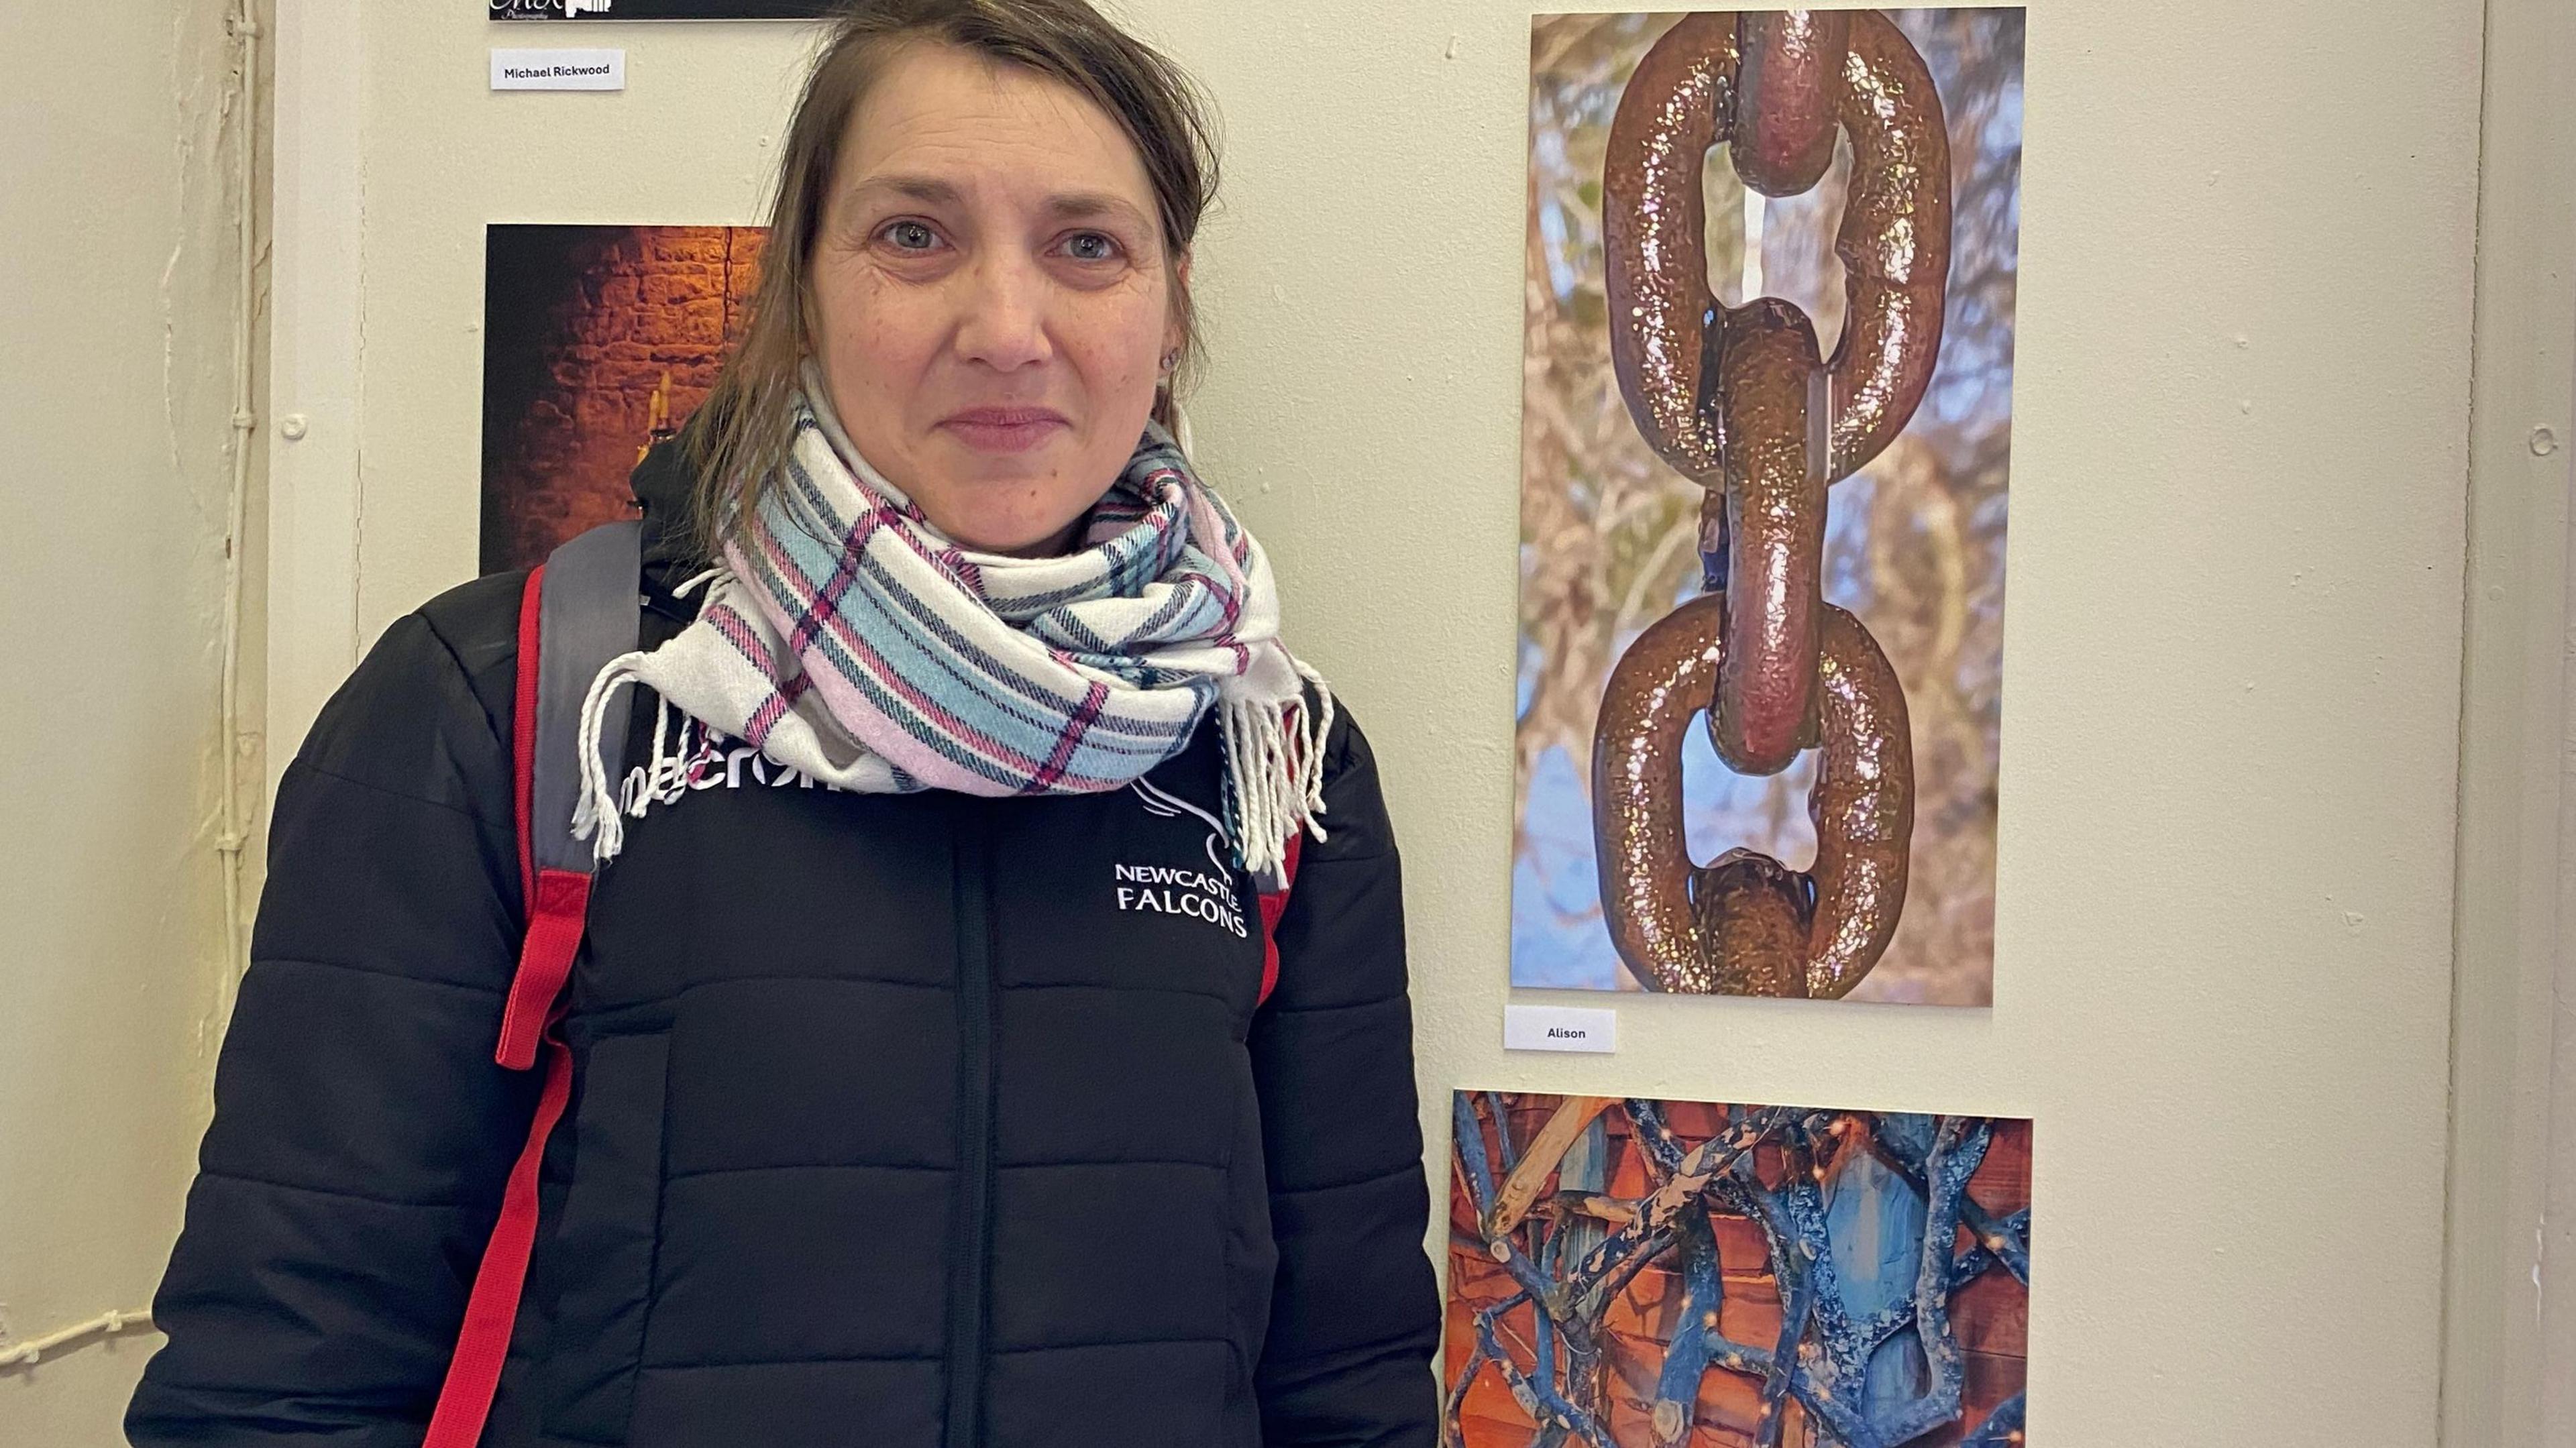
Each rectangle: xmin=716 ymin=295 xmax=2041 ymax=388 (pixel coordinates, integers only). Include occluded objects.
xmin=492 ymin=48 xmax=627 ymax=91
xmin=1504 ymin=1004 xmax=1617 ymax=1054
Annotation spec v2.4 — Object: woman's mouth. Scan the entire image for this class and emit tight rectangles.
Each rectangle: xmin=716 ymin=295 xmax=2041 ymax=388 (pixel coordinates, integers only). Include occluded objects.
xmin=939 ymin=406 xmax=1070 ymax=454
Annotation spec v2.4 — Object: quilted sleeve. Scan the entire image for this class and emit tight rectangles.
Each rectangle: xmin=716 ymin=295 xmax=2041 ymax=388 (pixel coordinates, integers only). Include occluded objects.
xmin=1247 ymin=704 xmax=1442 ymax=1445
xmin=127 ymin=579 xmax=535 ymax=1447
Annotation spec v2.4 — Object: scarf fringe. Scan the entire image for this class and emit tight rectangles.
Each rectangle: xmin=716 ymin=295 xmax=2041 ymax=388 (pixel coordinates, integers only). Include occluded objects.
xmin=573 ymin=651 xmax=1336 ymax=876
xmin=571 ymin=650 xmax=651 ymax=863
xmin=1221 ymin=657 xmax=1336 ymax=877
xmin=569 ymin=563 xmax=743 ymax=865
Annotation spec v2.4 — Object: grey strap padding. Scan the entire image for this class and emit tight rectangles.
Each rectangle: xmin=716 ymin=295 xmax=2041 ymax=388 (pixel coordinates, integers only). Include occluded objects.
xmin=532 ymin=520 xmax=643 ymax=877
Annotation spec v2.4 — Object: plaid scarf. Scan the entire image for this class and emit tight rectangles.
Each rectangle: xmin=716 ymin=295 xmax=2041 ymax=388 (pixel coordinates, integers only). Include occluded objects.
xmin=574 ymin=368 xmax=1332 ymax=875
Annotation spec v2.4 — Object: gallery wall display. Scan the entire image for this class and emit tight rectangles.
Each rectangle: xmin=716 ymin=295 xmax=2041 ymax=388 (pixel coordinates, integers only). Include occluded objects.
xmin=1446 ymin=1091 xmax=2032 ymax=1447
xmin=490 ymin=0 xmax=840 ymax=19
xmin=480 ymin=223 xmax=766 ymax=574
xmin=1513 ymin=9 xmax=2024 ymax=1005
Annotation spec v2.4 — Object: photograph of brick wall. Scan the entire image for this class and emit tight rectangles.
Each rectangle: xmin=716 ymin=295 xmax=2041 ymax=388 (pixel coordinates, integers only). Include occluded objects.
xmin=480 ymin=223 xmax=765 ymax=574
xmin=1446 ymin=1091 xmax=2030 ymax=1447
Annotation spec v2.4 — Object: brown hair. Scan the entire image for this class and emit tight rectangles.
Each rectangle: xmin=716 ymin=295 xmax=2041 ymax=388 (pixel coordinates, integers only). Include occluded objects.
xmin=678 ymin=0 xmax=1220 ymax=561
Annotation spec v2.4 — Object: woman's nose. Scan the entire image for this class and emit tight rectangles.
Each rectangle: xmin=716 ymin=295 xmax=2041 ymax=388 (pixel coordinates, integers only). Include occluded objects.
xmin=951 ymin=252 xmax=1053 ymax=374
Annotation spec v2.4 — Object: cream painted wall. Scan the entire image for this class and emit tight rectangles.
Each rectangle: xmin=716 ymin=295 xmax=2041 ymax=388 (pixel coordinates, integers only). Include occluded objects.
xmin=1 ymin=1 xmax=256 ymax=1443
xmin=260 ymin=0 xmax=2485 ymax=1442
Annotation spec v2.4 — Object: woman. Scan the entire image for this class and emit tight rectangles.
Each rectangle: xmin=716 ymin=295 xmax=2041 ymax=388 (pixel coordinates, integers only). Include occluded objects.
xmin=126 ymin=3 xmax=1439 ymax=1444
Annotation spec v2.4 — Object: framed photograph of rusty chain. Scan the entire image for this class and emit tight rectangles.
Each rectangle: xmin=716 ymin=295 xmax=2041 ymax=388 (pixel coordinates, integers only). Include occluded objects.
xmin=480 ymin=223 xmax=767 ymax=574
xmin=1512 ymin=10 xmax=2023 ymax=1003
xmin=1445 ymin=1091 xmax=2032 ymax=1445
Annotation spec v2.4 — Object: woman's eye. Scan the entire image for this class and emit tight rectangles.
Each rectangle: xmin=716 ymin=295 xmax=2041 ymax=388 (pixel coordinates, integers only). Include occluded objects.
xmin=1060 ymin=231 xmax=1122 ymax=262
xmin=881 ymin=221 xmax=940 ymax=252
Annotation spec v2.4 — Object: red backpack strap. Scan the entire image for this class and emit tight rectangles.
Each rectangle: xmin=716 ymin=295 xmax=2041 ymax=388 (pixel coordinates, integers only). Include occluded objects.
xmin=425 ymin=521 xmax=641 ymax=1448
xmin=1252 ymin=830 xmax=1304 ymax=1009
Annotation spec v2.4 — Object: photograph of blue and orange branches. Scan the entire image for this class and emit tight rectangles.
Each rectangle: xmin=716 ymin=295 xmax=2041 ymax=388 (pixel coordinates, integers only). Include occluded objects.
xmin=1445 ymin=1093 xmax=2031 ymax=1446
xmin=1513 ymin=9 xmax=2021 ymax=1003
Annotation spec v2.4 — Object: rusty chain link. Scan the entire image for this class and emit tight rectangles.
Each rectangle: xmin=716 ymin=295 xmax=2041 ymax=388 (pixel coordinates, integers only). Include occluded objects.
xmin=1593 ymin=9 xmax=1946 ymax=996
xmin=1595 ymin=596 xmax=1913 ymax=997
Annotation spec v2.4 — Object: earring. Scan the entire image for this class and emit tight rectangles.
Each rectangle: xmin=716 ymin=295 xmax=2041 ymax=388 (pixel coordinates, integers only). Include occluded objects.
xmin=1160 ymin=349 xmax=1180 ymax=374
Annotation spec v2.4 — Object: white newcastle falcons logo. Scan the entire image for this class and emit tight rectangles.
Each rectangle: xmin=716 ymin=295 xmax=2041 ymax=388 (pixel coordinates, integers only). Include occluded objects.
xmin=1122 ymin=779 xmax=1249 ymax=939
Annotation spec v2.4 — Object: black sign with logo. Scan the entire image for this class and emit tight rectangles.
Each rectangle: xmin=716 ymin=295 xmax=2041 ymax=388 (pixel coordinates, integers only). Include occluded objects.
xmin=492 ymin=0 xmax=839 ymax=19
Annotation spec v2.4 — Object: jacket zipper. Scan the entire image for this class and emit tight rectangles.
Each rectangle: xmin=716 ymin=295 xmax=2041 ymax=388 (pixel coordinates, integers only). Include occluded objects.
xmin=946 ymin=807 xmax=998 ymax=1448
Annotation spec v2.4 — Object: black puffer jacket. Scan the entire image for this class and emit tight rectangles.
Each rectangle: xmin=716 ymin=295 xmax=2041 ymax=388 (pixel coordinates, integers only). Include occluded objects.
xmin=127 ymin=448 xmax=1440 ymax=1447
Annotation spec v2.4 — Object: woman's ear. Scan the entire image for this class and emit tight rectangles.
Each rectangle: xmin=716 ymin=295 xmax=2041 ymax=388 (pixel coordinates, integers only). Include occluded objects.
xmin=1165 ymin=250 xmax=1193 ymax=360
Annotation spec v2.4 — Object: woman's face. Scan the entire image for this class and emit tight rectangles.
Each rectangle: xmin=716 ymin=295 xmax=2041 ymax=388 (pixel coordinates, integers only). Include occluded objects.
xmin=809 ymin=43 xmax=1184 ymax=557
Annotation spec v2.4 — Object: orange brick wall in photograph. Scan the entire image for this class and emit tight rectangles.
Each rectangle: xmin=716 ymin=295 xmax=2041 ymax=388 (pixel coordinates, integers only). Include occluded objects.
xmin=480 ymin=224 xmax=767 ymax=573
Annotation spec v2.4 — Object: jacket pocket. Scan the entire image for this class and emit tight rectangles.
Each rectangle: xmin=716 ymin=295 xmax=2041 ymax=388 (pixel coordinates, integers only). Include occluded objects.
xmin=539 ymin=1031 xmax=672 ymax=1444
